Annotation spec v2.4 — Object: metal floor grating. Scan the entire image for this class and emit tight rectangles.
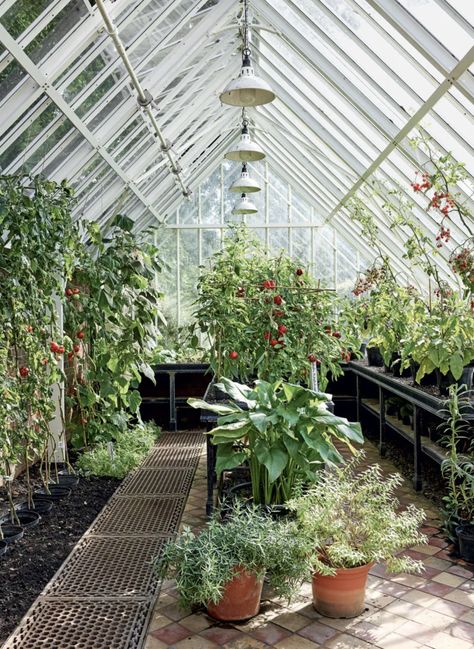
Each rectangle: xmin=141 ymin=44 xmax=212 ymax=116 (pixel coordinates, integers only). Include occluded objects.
xmin=141 ymin=443 xmax=202 ymax=467
xmin=43 ymin=536 xmax=165 ymax=598
xmin=158 ymin=431 xmax=205 ymax=447
xmin=91 ymin=495 xmax=186 ymax=535
xmin=3 ymin=431 xmax=205 ymax=649
xmin=117 ymin=466 xmax=196 ymax=496
xmin=3 ymin=599 xmax=151 ymax=649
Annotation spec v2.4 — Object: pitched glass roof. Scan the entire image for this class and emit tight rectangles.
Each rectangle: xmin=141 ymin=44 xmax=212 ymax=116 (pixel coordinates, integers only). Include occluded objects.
xmin=0 ymin=0 xmax=473 ymax=314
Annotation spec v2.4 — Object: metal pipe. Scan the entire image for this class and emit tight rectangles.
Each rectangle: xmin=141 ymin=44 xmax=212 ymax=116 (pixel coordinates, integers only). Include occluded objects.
xmin=95 ymin=0 xmax=190 ymax=198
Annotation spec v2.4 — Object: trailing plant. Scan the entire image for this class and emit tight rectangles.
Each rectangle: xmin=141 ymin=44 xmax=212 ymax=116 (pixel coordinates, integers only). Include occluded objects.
xmin=438 ymin=385 xmax=474 ymax=542
xmin=154 ymin=504 xmax=313 ymax=609
xmin=76 ymin=421 xmax=161 ymax=479
xmin=0 ymin=174 xmax=78 ymax=511
xmin=289 ymin=454 xmax=428 ymax=575
xmin=191 ymin=225 xmax=357 ymax=390
xmin=189 ymin=377 xmax=363 ymax=505
xmin=64 ymin=215 xmax=165 ymax=447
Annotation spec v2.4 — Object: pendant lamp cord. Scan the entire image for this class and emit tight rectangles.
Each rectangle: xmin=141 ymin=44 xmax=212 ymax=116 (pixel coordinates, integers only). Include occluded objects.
xmin=243 ymin=0 xmax=249 ymax=55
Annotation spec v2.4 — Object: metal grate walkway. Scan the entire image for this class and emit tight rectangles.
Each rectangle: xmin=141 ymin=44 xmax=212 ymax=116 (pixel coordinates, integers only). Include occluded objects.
xmin=3 ymin=432 xmax=205 ymax=649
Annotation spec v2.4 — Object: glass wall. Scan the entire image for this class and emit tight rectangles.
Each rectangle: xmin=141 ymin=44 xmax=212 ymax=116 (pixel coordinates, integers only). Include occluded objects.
xmin=157 ymin=160 xmax=374 ymax=325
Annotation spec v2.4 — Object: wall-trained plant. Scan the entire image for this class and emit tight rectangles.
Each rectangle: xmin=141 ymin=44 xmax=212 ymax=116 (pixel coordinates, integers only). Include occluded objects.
xmin=64 ymin=214 xmax=165 ymax=449
xmin=0 ymin=175 xmax=78 ymax=516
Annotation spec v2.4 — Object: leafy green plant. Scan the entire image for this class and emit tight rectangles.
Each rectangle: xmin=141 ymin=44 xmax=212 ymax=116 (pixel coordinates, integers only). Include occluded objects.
xmin=0 ymin=174 xmax=78 ymax=511
xmin=64 ymin=215 xmax=165 ymax=447
xmin=76 ymin=422 xmax=161 ymax=479
xmin=289 ymin=454 xmax=428 ymax=575
xmin=191 ymin=224 xmax=357 ymax=390
xmin=439 ymin=385 xmax=474 ymax=542
xmin=154 ymin=504 xmax=312 ymax=609
xmin=189 ymin=377 xmax=363 ymax=505
xmin=400 ymin=294 xmax=474 ymax=383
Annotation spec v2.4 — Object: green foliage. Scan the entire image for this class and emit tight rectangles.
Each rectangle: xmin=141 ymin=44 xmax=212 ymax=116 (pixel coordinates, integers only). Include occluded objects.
xmin=289 ymin=454 xmax=428 ymax=575
xmin=400 ymin=294 xmax=474 ymax=382
xmin=191 ymin=225 xmax=358 ymax=390
xmin=76 ymin=422 xmax=161 ymax=479
xmin=154 ymin=504 xmax=312 ymax=609
xmin=64 ymin=215 xmax=165 ymax=447
xmin=0 ymin=174 xmax=77 ymax=509
xmin=189 ymin=377 xmax=363 ymax=505
xmin=439 ymin=385 xmax=474 ymax=542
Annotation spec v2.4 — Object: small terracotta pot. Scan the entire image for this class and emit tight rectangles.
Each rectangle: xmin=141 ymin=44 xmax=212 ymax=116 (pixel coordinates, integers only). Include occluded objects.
xmin=207 ymin=566 xmax=264 ymax=622
xmin=312 ymin=563 xmax=373 ymax=618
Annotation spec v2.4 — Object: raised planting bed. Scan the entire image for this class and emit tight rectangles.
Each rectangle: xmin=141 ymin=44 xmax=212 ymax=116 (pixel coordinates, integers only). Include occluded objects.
xmin=0 ymin=473 xmax=121 ymax=644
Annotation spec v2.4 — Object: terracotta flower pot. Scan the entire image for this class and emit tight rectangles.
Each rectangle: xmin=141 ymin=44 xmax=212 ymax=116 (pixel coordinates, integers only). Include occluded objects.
xmin=207 ymin=566 xmax=264 ymax=622
xmin=312 ymin=563 xmax=373 ymax=618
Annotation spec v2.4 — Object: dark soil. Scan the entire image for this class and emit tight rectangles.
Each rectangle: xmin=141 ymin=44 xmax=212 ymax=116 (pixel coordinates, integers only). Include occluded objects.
xmin=0 ymin=473 xmax=121 ymax=645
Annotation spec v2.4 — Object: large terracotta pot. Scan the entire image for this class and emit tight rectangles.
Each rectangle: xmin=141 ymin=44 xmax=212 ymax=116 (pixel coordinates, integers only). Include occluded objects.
xmin=312 ymin=563 xmax=373 ymax=618
xmin=207 ymin=566 xmax=264 ymax=622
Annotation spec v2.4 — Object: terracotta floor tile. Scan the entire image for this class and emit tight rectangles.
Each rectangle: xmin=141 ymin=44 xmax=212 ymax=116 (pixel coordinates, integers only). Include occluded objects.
xmin=444 ymin=619 xmax=474 ymax=642
xmin=410 ymin=544 xmax=440 ymax=556
xmin=424 ymin=631 xmax=474 ymax=649
xmin=274 ymin=636 xmax=320 ymax=649
xmin=144 ymin=636 xmax=167 ymax=649
xmin=363 ymin=609 xmax=408 ymax=633
xmin=416 ymin=581 xmax=453 ymax=597
xmin=460 ymin=609 xmax=474 ymax=624
xmin=423 ymin=557 xmax=453 ymax=571
xmin=221 ymin=635 xmax=270 ymax=648
xmin=399 ymin=590 xmax=438 ymax=608
xmin=412 ymin=608 xmax=453 ymax=631
xmin=294 ymin=602 xmax=323 ymax=620
xmin=249 ymin=621 xmax=292 ymax=645
xmin=443 ymin=588 xmax=474 ymax=607
xmin=324 ymin=632 xmax=374 ymax=648
xmin=429 ymin=597 xmax=469 ymax=618
xmin=180 ymin=613 xmax=213 ymax=633
xmin=160 ymin=601 xmax=192 ymax=621
xmin=375 ymin=631 xmax=423 ymax=649
xmin=200 ymin=626 xmax=244 ymax=645
xmin=149 ymin=611 xmax=174 ymax=632
xmin=298 ymin=621 xmax=339 ymax=644
xmin=395 ymin=619 xmax=437 ymax=644
xmin=432 ymin=571 xmax=467 ymax=587
xmin=383 ymin=599 xmax=425 ymax=619
xmin=376 ymin=580 xmax=411 ymax=597
xmin=350 ymin=620 xmax=389 ymax=643
xmin=389 ymin=573 xmax=427 ymax=589
xmin=447 ymin=565 xmax=474 ymax=579
xmin=151 ymin=622 xmax=192 ymax=644
xmin=173 ymin=636 xmax=219 ymax=649
xmin=272 ymin=611 xmax=311 ymax=632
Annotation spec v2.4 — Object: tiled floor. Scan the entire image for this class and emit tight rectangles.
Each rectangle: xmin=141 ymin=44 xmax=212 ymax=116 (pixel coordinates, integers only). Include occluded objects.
xmin=145 ymin=441 xmax=474 ymax=649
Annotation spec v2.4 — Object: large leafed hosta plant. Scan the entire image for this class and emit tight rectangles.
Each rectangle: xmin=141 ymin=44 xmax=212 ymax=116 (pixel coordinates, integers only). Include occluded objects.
xmin=191 ymin=225 xmax=359 ymax=390
xmin=189 ymin=377 xmax=363 ymax=505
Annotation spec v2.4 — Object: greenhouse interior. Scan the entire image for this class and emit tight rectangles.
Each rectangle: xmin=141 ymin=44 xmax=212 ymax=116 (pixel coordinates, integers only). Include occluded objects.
xmin=0 ymin=0 xmax=473 ymax=648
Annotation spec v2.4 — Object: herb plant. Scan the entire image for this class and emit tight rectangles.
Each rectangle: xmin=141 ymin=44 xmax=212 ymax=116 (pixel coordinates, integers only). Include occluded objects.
xmin=154 ymin=504 xmax=312 ymax=609
xmin=439 ymin=385 xmax=474 ymax=542
xmin=289 ymin=454 xmax=428 ymax=575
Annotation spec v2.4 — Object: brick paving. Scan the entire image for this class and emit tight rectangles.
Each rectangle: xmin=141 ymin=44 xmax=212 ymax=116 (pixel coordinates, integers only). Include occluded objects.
xmin=144 ymin=440 xmax=474 ymax=649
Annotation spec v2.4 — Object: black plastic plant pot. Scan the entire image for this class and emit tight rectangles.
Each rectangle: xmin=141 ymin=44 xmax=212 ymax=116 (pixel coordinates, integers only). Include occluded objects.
xmin=50 ymin=473 xmax=79 ymax=488
xmin=12 ymin=510 xmax=41 ymax=529
xmin=367 ymin=346 xmax=384 ymax=367
xmin=0 ymin=540 xmax=7 ymax=556
xmin=456 ymin=524 xmax=474 ymax=563
xmin=17 ymin=499 xmax=53 ymax=515
xmin=34 ymin=485 xmax=71 ymax=501
xmin=0 ymin=523 xmax=24 ymax=544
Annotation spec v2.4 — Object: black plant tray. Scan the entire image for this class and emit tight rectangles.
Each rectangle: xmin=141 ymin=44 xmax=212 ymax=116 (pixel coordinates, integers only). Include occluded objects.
xmin=17 ymin=499 xmax=53 ymax=515
xmin=1 ymin=523 xmax=24 ymax=544
xmin=13 ymin=510 xmax=41 ymax=529
xmin=34 ymin=485 xmax=71 ymax=501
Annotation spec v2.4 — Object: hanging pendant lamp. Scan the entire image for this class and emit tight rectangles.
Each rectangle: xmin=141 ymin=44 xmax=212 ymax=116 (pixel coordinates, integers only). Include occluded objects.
xmin=224 ymin=121 xmax=265 ymax=162
xmin=230 ymin=163 xmax=261 ymax=193
xmin=220 ymin=0 xmax=275 ymax=107
xmin=232 ymin=193 xmax=258 ymax=215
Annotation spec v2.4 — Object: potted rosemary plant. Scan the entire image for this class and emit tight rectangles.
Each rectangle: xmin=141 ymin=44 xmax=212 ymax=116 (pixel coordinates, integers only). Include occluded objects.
xmin=289 ymin=455 xmax=427 ymax=618
xmin=153 ymin=505 xmax=312 ymax=622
